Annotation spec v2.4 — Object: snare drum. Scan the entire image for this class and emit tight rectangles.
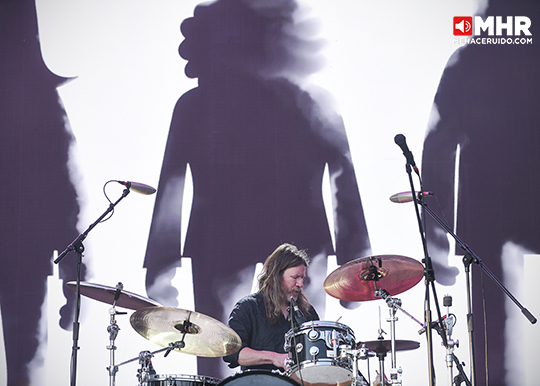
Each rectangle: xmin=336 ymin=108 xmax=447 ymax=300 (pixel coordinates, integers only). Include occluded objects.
xmin=217 ymin=370 xmax=300 ymax=385
xmin=284 ymin=321 xmax=355 ymax=385
xmin=147 ymin=374 xmax=221 ymax=386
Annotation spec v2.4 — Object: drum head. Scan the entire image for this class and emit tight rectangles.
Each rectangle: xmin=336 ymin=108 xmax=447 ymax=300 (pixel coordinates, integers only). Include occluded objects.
xmin=217 ymin=370 xmax=300 ymax=386
xmin=290 ymin=362 xmax=352 ymax=385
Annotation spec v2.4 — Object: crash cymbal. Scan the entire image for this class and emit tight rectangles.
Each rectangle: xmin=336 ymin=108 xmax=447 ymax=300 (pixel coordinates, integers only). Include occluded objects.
xmin=360 ymin=339 xmax=420 ymax=354
xmin=66 ymin=281 xmax=161 ymax=310
xmin=324 ymin=255 xmax=423 ymax=301
xmin=130 ymin=306 xmax=242 ymax=357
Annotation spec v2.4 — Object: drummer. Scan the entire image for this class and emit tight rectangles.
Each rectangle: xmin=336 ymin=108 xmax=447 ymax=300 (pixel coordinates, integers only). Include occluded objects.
xmin=223 ymin=243 xmax=320 ymax=372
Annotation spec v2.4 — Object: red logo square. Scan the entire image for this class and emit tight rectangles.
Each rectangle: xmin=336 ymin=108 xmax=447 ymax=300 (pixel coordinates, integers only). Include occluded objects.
xmin=453 ymin=16 xmax=473 ymax=36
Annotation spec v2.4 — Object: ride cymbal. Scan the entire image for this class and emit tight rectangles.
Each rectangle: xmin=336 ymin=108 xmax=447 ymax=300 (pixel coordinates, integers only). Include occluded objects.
xmin=324 ymin=255 xmax=424 ymax=301
xmin=66 ymin=281 xmax=161 ymax=310
xmin=130 ymin=306 xmax=242 ymax=357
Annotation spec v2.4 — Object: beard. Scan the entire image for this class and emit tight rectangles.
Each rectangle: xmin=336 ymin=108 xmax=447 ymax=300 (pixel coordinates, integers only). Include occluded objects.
xmin=281 ymin=287 xmax=302 ymax=304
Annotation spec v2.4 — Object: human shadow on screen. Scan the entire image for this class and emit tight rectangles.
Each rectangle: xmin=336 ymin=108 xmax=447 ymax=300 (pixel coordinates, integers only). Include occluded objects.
xmin=421 ymin=1 xmax=539 ymax=384
xmin=0 ymin=1 xmax=85 ymax=385
xmin=144 ymin=0 xmax=371 ymax=376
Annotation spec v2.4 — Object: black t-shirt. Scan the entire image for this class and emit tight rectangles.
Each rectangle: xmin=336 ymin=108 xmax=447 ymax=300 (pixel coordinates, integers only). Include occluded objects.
xmin=223 ymin=292 xmax=319 ymax=372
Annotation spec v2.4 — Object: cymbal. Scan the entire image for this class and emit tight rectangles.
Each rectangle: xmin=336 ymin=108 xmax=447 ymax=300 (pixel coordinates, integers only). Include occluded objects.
xmin=360 ymin=339 xmax=420 ymax=354
xmin=324 ymin=255 xmax=424 ymax=301
xmin=66 ymin=281 xmax=161 ymax=310
xmin=130 ymin=306 xmax=242 ymax=357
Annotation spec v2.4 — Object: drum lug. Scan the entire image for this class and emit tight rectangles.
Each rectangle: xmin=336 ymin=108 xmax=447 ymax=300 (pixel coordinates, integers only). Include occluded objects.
xmin=285 ymin=357 xmax=295 ymax=370
xmin=309 ymin=345 xmax=319 ymax=359
xmin=308 ymin=328 xmax=320 ymax=341
xmin=284 ymin=340 xmax=291 ymax=352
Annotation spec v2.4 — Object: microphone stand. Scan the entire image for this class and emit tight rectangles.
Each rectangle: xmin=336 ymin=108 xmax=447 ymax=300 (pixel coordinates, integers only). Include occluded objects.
xmin=287 ymin=298 xmax=305 ymax=386
xmin=401 ymin=162 xmax=447 ymax=386
xmin=452 ymin=354 xmax=472 ymax=386
xmin=54 ymin=187 xmax=132 ymax=386
xmin=417 ymin=200 xmax=537 ymax=386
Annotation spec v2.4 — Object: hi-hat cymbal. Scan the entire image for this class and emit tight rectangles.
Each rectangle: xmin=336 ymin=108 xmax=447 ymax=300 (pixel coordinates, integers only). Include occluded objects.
xmin=67 ymin=281 xmax=162 ymax=310
xmin=360 ymin=339 xmax=420 ymax=354
xmin=324 ymin=255 xmax=423 ymax=301
xmin=130 ymin=306 xmax=242 ymax=357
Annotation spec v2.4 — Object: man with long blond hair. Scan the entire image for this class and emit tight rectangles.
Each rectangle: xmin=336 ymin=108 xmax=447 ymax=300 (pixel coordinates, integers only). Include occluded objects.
xmin=223 ymin=243 xmax=319 ymax=372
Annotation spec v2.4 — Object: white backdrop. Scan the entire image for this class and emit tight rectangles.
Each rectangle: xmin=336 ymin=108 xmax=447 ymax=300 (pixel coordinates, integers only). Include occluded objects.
xmin=3 ymin=1 xmax=537 ymax=385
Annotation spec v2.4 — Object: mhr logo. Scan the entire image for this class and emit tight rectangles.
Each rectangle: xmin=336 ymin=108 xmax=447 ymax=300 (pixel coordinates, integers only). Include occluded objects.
xmin=453 ymin=16 xmax=532 ymax=36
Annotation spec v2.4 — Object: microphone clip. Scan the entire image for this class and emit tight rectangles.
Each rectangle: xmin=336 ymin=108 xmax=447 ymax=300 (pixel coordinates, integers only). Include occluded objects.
xmin=289 ymin=297 xmax=305 ymax=328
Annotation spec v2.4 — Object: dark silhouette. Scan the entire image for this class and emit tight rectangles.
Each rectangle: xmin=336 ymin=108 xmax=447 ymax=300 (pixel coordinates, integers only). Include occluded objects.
xmin=143 ymin=0 xmax=370 ymax=378
xmin=0 ymin=1 xmax=85 ymax=385
xmin=421 ymin=1 xmax=539 ymax=384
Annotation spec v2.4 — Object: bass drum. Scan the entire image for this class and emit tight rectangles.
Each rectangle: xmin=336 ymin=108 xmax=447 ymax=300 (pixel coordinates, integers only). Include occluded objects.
xmin=217 ymin=370 xmax=301 ymax=386
xmin=147 ymin=374 xmax=221 ymax=385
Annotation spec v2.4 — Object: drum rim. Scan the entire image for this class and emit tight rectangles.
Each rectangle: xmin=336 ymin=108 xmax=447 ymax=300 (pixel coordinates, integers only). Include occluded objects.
xmin=148 ymin=373 xmax=222 ymax=383
xmin=286 ymin=359 xmax=354 ymax=372
xmin=285 ymin=320 xmax=355 ymax=336
xmin=285 ymin=320 xmax=356 ymax=344
xmin=217 ymin=369 xmax=301 ymax=385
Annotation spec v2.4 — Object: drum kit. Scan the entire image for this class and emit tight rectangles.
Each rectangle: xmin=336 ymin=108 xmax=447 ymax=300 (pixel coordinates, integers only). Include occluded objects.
xmin=68 ymin=254 xmax=428 ymax=386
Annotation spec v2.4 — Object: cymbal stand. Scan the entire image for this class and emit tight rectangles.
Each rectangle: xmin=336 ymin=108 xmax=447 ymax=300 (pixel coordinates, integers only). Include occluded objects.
xmin=374 ymin=288 xmax=403 ymax=385
xmin=374 ymin=303 xmax=388 ymax=385
xmin=443 ymin=295 xmax=456 ymax=386
xmin=118 ymin=313 xmax=191 ymax=385
xmin=113 ymin=341 xmax=186 ymax=386
xmin=348 ymin=345 xmax=370 ymax=386
xmin=414 ymin=293 xmax=470 ymax=386
xmin=442 ymin=295 xmax=471 ymax=386
xmin=360 ymin=343 xmax=373 ymax=386
xmin=106 ymin=283 xmax=127 ymax=386
xmin=137 ymin=350 xmax=154 ymax=386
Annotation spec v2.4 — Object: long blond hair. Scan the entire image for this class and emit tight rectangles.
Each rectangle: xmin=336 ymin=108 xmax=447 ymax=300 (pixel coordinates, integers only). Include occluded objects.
xmin=257 ymin=243 xmax=311 ymax=324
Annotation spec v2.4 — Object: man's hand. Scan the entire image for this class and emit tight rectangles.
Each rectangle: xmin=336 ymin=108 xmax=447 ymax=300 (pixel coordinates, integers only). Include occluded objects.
xmin=271 ymin=352 xmax=289 ymax=370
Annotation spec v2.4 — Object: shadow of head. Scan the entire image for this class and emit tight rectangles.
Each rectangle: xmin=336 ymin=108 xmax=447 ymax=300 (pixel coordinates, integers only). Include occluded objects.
xmin=178 ymin=0 xmax=325 ymax=80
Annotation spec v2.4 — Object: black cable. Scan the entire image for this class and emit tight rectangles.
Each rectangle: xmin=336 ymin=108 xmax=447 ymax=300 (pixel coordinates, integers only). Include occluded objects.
xmin=101 ymin=180 xmax=117 ymax=222
xmin=287 ymin=305 xmax=305 ymax=386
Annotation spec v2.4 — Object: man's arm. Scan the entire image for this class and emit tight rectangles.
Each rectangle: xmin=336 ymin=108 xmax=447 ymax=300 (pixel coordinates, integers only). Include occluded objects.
xmin=237 ymin=347 xmax=288 ymax=370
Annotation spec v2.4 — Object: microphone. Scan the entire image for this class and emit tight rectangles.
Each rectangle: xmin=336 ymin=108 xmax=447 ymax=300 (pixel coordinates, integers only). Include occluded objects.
xmin=394 ymin=134 xmax=418 ymax=172
xmin=290 ymin=296 xmax=306 ymax=326
xmin=418 ymin=315 xmax=446 ymax=335
xmin=389 ymin=191 xmax=433 ymax=203
xmin=117 ymin=181 xmax=156 ymax=195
